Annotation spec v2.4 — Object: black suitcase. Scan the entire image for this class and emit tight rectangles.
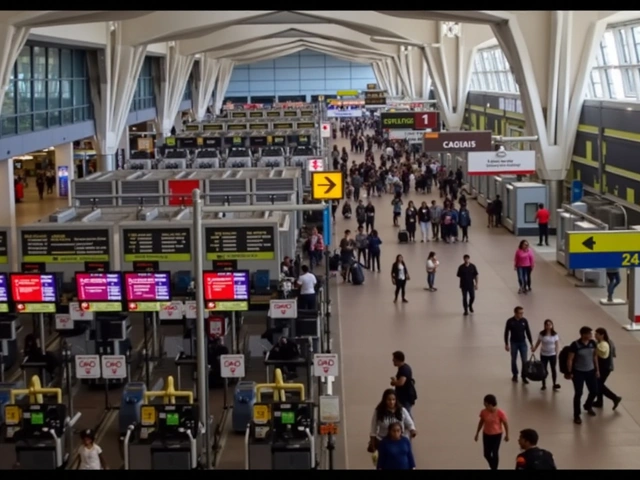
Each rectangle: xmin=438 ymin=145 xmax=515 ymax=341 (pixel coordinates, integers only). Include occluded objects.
xmin=398 ymin=230 xmax=409 ymax=243
xmin=350 ymin=262 xmax=365 ymax=285
xmin=329 ymin=251 xmax=341 ymax=271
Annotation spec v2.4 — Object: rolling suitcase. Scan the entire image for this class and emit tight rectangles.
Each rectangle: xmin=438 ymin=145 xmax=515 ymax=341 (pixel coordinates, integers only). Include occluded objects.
xmin=398 ymin=230 xmax=409 ymax=243
xmin=329 ymin=250 xmax=341 ymax=271
xmin=350 ymin=262 xmax=365 ymax=285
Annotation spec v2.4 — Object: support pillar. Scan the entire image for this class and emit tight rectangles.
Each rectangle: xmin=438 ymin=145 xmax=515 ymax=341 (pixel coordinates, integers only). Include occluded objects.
xmin=0 ymin=23 xmax=29 ymax=115
xmin=88 ymin=22 xmax=147 ymax=172
xmin=213 ymin=59 xmax=234 ymax=114
xmin=0 ymin=160 xmax=17 ymax=270
xmin=192 ymin=56 xmax=220 ymax=122
xmin=154 ymin=43 xmax=195 ymax=141
xmin=54 ymin=142 xmax=74 ymax=206
xmin=384 ymin=58 xmax=397 ymax=96
xmin=371 ymin=62 xmax=388 ymax=92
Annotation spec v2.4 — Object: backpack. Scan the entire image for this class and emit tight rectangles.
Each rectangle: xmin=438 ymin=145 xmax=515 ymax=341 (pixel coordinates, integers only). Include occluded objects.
xmin=558 ymin=346 xmax=572 ymax=375
xmin=408 ymin=378 xmax=418 ymax=404
xmin=524 ymin=448 xmax=557 ymax=470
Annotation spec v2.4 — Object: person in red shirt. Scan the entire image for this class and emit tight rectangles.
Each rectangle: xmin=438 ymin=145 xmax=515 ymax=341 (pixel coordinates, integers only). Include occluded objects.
xmin=535 ymin=203 xmax=550 ymax=246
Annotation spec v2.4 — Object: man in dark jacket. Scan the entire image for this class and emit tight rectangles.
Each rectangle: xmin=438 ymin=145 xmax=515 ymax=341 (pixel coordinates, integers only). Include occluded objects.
xmin=515 ymin=429 xmax=557 ymax=470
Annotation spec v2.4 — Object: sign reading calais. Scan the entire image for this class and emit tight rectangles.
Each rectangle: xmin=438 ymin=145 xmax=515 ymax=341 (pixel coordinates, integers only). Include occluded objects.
xmin=422 ymin=131 xmax=493 ymax=152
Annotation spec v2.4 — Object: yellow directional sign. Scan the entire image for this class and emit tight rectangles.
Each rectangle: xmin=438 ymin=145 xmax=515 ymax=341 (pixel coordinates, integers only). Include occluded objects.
xmin=311 ymin=172 xmax=344 ymax=201
xmin=568 ymin=231 xmax=640 ymax=254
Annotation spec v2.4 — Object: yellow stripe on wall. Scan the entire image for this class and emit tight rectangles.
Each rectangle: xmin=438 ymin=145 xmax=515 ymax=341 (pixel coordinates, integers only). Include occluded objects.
xmin=627 ymin=188 xmax=636 ymax=204
xmin=603 ymin=128 xmax=640 ymax=143
xmin=505 ymin=111 xmax=525 ymax=120
xmin=469 ymin=105 xmax=485 ymax=113
xmin=577 ymin=124 xmax=598 ymax=134
xmin=486 ymin=107 xmax=504 ymax=116
xmin=604 ymin=164 xmax=640 ymax=183
xmin=571 ymin=155 xmax=599 ymax=168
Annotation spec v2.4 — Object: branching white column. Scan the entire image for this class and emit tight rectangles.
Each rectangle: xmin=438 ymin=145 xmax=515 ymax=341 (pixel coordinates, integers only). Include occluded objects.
xmin=192 ymin=56 xmax=220 ymax=121
xmin=89 ymin=22 xmax=147 ymax=172
xmin=384 ymin=58 xmax=397 ymax=96
xmin=0 ymin=22 xmax=29 ymax=115
xmin=371 ymin=62 xmax=388 ymax=92
xmin=214 ymin=59 xmax=235 ymax=114
xmin=155 ymin=43 xmax=195 ymax=139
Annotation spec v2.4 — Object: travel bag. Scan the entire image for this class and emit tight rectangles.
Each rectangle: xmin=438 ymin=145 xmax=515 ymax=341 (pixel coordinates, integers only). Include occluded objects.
xmin=398 ymin=230 xmax=409 ymax=243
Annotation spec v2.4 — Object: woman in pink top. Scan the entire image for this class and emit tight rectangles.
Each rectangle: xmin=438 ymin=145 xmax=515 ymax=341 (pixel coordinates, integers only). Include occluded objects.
xmin=474 ymin=394 xmax=510 ymax=470
xmin=514 ymin=240 xmax=535 ymax=294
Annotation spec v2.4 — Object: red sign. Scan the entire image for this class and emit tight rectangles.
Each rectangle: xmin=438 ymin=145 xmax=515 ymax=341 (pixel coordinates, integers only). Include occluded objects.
xmin=208 ymin=315 xmax=225 ymax=339
xmin=414 ymin=111 xmax=439 ymax=131
xmin=167 ymin=180 xmax=200 ymax=206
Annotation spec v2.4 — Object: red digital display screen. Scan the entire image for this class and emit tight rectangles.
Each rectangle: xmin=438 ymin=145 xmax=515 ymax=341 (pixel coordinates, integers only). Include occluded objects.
xmin=203 ymin=271 xmax=250 ymax=301
xmin=10 ymin=273 xmax=57 ymax=303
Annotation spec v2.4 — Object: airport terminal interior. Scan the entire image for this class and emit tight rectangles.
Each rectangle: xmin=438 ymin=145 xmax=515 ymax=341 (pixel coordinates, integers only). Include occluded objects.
xmin=2 ymin=10 xmax=640 ymax=470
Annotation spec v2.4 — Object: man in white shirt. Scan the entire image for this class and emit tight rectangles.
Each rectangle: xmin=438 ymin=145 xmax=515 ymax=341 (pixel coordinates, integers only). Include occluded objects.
xmin=297 ymin=265 xmax=318 ymax=310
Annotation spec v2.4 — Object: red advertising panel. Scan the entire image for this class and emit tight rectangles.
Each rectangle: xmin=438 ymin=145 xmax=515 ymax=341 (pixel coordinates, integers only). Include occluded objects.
xmin=414 ymin=111 xmax=440 ymax=131
xmin=167 ymin=180 xmax=200 ymax=206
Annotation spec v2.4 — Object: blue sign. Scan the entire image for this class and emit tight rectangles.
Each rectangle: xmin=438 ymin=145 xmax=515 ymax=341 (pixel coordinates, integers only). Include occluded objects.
xmin=57 ymin=166 xmax=69 ymax=197
xmin=571 ymin=180 xmax=583 ymax=203
xmin=323 ymin=204 xmax=332 ymax=247
xmin=568 ymin=252 xmax=640 ymax=270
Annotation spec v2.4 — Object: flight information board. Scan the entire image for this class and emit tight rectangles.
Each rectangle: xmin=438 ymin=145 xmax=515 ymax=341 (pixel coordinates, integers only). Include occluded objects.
xmin=10 ymin=273 xmax=57 ymax=303
xmin=0 ymin=231 xmax=8 ymax=264
xmin=123 ymin=228 xmax=191 ymax=262
xmin=76 ymin=272 xmax=123 ymax=301
xmin=21 ymin=229 xmax=110 ymax=263
xmin=203 ymin=271 xmax=250 ymax=301
xmin=204 ymin=226 xmax=275 ymax=260
xmin=124 ymin=272 xmax=171 ymax=302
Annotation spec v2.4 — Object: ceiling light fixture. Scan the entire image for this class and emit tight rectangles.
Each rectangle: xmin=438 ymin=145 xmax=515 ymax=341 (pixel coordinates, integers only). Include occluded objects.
xmin=441 ymin=22 xmax=461 ymax=38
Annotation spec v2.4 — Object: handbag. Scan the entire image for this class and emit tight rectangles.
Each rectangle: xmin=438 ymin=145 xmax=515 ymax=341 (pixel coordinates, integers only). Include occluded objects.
xmin=523 ymin=354 xmax=547 ymax=382
xmin=367 ymin=437 xmax=380 ymax=453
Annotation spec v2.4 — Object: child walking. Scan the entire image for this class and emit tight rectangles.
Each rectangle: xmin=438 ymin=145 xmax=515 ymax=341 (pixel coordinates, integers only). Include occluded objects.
xmin=78 ymin=429 xmax=108 ymax=470
xmin=474 ymin=394 xmax=509 ymax=470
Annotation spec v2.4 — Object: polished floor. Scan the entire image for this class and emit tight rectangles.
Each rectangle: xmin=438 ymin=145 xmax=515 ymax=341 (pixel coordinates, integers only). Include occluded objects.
xmin=16 ymin=180 xmax=69 ymax=225
xmin=332 ymin=136 xmax=640 ymax=470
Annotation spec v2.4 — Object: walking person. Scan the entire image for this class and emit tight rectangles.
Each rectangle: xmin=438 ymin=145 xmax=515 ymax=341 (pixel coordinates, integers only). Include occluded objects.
xmin=425 ymin=251 xmax=439 ymax=292
xmin=514 ymin=240 xmax=534 ymax=294
xmin=391 ymin=254 xmax=410 ymax=303
xmin=365 ymin=200 xmax=376 ymax=233
xmin=390 ymin=351 xmax=417 ymax=414
xmin=565 ymin=326 xmax=599 ymax=424
xmin=392 ymin=194 xmax=403 ymax=227
xmin=504 ymin=306 xmax=533 ymax=383
xmin=78 ymin=429 xmax=108 ymax=470
xmin=605 ymin=268 xmax=621 ymax=302
xmin=377 ymin=422 xmax=416 ymax=470
xmin=355 ymin=225 xmax=369 ymax=267
xmin=474 ymin=394 xmax=510 ymax=470
xmin=417 ymin=201 xmax=430 ymax=243
xmin=429 ymin=200 xmax=442 ymax=241
xmin=531 ymin=319 xmax=561 ymax=391
xmin=593 ymin=327 xmax=622 ymax=410
xmin=535 ymin=203 xmax=550 ymax=246
xmin=456 ymin=254 xmax=478 ymax=316
xmin=515 ymin=429 xmax=557 ymax=470
xmin=367 ymin=229 xmax=382 ymax=272
xmin=458 ymin=205 xmax=471 ymax=242
xmin=368 ymin=389 xmax=417 ymax=456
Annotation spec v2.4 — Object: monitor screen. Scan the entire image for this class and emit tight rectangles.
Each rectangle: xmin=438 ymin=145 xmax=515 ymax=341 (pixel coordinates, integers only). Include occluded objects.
xmin=203 ymin=271 xmax=249 ymax=302
xmin=30 ymin=412 xmax=44 ymax=425
xmin=165 ymin=413 xmax=179 ymax=426
xmin=0 ymin=273 xmax=9 ymax=303
xmin=280 ymin=411 xmax=295 ymax=425
xmin=124 ymin=272 xmax=171 ymax=302
xmin=76 ymin=272 xmax=123 ymax=302
xmin=10 ymin=273 xmax=57 ymax=303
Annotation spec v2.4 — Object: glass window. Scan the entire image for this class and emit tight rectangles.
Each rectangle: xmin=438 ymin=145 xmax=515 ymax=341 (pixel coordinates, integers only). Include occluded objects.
xmin=17 ymin=80 xmax=31 ymax=113
xmin=47 ymin=48 xmax=60 ymax=79
xmin=62 ymin=109 xmax=73 ymax=124
xmin=481 ymin=50 xmax=494 ymax=70
xmin=47 ymin=80 xmax=60 ymax=109
xmin=34 ymin=112 xmax=47 ymax=130
xmin=48 ymin=110 xmax=60 ymax=127
xmin=474 ymin=55 xmax=484 ymax=72
xmin=493 ymin=50 xmax=506 ymax=70
xmin=73 ymin=50 xmax=86 ymax=77
xmin=617 ymin=29 xmax=631 ymax=64
xmin=3 ymin=82 xmax=16 ymax=116
xmin=33 ymin=80 xmax=46 ymax=111
xmin=18 ymin=114 xmax=32 ymax=133
xmin=73 ymin=79 xmax=86 ymax=106
xmin=2 ymin=116 xmax=16 ymax=136
xmin=17 ymin=46 xmax=31 ymax=79
xmin=61 ymin=49 xmax=72 ymax=78
xmin=590 ymin=70 xmax=604 ymax=98
xmin=61 ymin=80 xmax=72 ymax=108
xmin=33 ymin=46 xmax=46 ymax=79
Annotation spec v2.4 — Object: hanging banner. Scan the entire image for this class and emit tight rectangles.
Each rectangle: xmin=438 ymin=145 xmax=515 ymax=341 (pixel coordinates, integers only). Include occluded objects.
xmin=467 ymin=150 xmax=536 ymax=175
xmin=57 ymin=166 xmax=69 ymax=197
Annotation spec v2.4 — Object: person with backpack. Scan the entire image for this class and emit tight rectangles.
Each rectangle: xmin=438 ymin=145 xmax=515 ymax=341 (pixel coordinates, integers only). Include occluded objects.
xmin=515 ymin=429 xmax=557 ymax=470
xmin=563 ymin=326 xmax=599 ymax=424
xmin=390 ymin=351 xmax=417 ymax=414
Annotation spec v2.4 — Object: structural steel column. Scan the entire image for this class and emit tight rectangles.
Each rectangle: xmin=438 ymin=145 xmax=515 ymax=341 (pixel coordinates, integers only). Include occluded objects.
xmin=192 ymin=56 xmax=220 ymax=121
xmin=88 ymin=22 xmax=147 ymax=172
xmin=213 ymin=59 xmax=234 ymax=114
xmin=0 ymin=22 xmax=29 ymax=116
xmin=154 ymin=43 xmax=195 ymax=139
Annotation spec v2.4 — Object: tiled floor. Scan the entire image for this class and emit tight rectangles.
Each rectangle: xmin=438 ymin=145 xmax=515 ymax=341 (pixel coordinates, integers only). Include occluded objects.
xmin=15 ymin=180 xmax=69 ymax=225
xmin=331 ymin=135 xmax=640 ymax=470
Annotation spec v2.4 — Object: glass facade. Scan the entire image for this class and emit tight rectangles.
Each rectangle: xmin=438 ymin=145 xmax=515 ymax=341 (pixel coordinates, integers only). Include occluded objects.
xmin=182 ymin=75 xmax=192 ymax=103
xmin=130 ymin=56 xmax=155 ymax=111
xmin=1 ymin=44 xmax=92 ymax=137
xmin=469 ymin=46 xmax=519 ymax=94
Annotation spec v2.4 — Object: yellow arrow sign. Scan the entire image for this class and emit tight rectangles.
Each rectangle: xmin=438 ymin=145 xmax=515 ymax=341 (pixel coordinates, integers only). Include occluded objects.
xmin=311 ymin=172 xmax=344 ymax=201
xmin=567 ymin=231 xmax=640 ymax=254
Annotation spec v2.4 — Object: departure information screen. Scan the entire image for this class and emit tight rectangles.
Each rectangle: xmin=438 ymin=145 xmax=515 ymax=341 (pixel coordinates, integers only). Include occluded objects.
xmin=124 ymin=272 xmax=171 ymax=302
xmin=203 ymin=271 xmax=249 ymax=301
xmin=0 ymin=273 xmax=8 ymax=302
xmin=76 ymin=272 xmax=123 ymax=301
xmin=10 ymin=273 xmax=57 ymax=303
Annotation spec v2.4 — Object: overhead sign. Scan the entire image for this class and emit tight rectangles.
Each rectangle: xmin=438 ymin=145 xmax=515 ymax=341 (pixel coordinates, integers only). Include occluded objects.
xmin=567 ymin=231 xmax=640 ymax=269
xmin=364 ymin=91 xmax=387 ymax=106
xmin=296 ymin=122 xmax=315 ymax=129
xmin=266 ymin=111 xmax=281 ymax=118
xmin=283 ymin=110 xmax=298 ymax=117
xmin=0 ymin=231 xmax=8 ymax=264
xmin=300 ymin=110 xmax=314 ymax=117
xmin=367 ymin=83 xmax=378 ymax=90
xmin=184 ymin=125 xmax=200 ymax=132
xmin=231 ymin=111 xmax=247 ymax=118
xmin=273 ymin=122 xmax=294 ymax=130
xmin=423 ymin=130 xmax=493 ymax=152
xmin=227 ymin=123 xmax=248 ymax=131
xmin=270 ymin=299 xmax=298 ymax=319
xmin=381 ymin=111 xmax=439 ymax=131
xmin=320 ymin=123 xmax=331 ymax=138
xmin=167 ymin=179 xmax=199 ymax=206
xmin=101 ymin=354 xmax=127 ymax=379
xmin=308 ymin=158 xmax=324 ymax=172
xmin=21 ymin=229 xmax=110 ymax=263
xmin=313 ymin=353 xmax=339 ymax=377
xmin=220 ymin=354 xmax=246 ymax=378
xmin=337 ymin=90 xmax=358 ymax=97
xmin=249 ymin=111 xmax=264 ymax=118
xmin=388 ymin=130 xmax=426 ymax=142
xmin=468 ymin=150 xmax=536 ymax=175
xmin=204 ymin=226 xmax=276 ymax=260
xmin=326 ymin=109 xmax=363 ymax=118
xmin=123 ymin=228 xmax=191 ymax=262
xmin=203 ymin=123 xmax=224 ymax=131
xmin=249 ymin=123 xmax=269 ymax=130
xmin=75 ymin=354 xmax=101 ymax=379
xmin=311 ymin=172 xmax=344 ymax=201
